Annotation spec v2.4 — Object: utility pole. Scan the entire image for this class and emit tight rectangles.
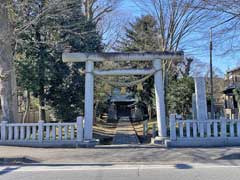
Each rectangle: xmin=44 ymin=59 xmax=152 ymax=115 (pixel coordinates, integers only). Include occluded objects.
xmin=209 ymin=28 xmax=214 ymax=119
xmin=209 ymin=15 xmax=238 ymax=119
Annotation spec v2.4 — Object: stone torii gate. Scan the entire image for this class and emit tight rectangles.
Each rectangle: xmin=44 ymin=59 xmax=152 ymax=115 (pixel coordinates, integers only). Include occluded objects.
xmin=63 ymin=52 xmax=184 ymax=141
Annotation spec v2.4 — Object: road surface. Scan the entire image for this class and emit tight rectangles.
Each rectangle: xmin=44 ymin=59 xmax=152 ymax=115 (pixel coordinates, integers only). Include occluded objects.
xmin=1 ymin=164 xmax=240 ymax=180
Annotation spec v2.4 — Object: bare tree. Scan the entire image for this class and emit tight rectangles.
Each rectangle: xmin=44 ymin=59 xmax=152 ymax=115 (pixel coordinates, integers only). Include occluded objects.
xmin=198 ymin=0 xmax=240 ymax=54
xmin=82 ymin=0 xmax=125 ymax=51
xmin=133 ymin=0 xmax=208 ymax=114
xmin=135 ymin=0 xmax=207 ymax=51
xmin=133 ymin=0 xmax=208 ymax=81
xmin=201 ymin=0 xmax=240 ymax=17
xmin=82 ymin=0 xmax=118 ymax=23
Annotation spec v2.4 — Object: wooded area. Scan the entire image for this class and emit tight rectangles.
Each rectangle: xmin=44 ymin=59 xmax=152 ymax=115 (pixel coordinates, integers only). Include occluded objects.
xmin=0 ymin=0 xmax=239 ymax=123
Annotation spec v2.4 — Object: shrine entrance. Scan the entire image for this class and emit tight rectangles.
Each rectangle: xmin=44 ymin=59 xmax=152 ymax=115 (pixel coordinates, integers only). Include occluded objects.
xmin=116 ymin=103 xmax=132 ymax=118
xmin=63 ymin=52 xmax=183 ymax=141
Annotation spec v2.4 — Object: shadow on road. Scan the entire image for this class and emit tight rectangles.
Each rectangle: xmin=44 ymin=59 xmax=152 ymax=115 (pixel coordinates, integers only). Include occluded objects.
xmin=0 ymin=157 xmax=39 ymax=165
xmin=0 ymin=167 xmax=20 ymax=176
xmin=216 ymin=153 xmax=240 ymax=160
xmin=174 ymin=164 xmax=193 ymax=169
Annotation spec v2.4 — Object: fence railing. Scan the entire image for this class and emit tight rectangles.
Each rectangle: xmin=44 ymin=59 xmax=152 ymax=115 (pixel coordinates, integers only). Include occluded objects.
xmin=170 ymin=114 xmax=240 ymax=143
xmin=0 ymin=116 xmax=84 ymax=144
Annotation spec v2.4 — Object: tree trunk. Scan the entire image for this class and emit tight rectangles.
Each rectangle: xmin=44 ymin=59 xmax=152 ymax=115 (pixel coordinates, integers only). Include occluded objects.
xmin=0 ymin=3 xmax=18 ymax=123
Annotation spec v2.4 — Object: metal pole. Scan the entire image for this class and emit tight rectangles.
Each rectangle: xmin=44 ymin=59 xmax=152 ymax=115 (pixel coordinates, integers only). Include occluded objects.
xmin=208 ymin=15 xmax=238 ymax=119
xmin=209 ymin=28 xmax=214 ymax=119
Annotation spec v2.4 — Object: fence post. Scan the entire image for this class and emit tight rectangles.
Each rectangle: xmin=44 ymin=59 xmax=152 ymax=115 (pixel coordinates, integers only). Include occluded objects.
xmin=1 ymin=121 xmax=7 ymax=141
xmin=237 ymin=121 xmax=240 ymax=137
xmin=38 ymin=120 xmax=44 ymax=142
xmin=77 ymin=116 xmax=83 ymax=141
xmin=170 ymin=114 xmax=176 ymax=140
xmin=221 ymin=117 xmax=226 ymax=138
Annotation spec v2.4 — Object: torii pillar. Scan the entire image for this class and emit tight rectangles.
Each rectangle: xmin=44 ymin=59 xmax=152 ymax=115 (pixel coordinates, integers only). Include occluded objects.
xmin=84 ymin=61 xmax=94 ymax=139
xmin=63 ymin=52 xmax=183 ymax=141
xmin=153 ymin=60 xmax=167 ymax=137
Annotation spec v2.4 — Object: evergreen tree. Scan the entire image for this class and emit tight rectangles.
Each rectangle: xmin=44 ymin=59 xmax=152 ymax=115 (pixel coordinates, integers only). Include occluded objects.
xmin=167 ymin=76 xmax=195 ymax=118
xmin=15 ymin=0 xmax=53 ymax=121
xmin=46 ymin=0 xmax=102 ymax=121
xmin=15 ymin=0 xmax=102 ymax=122
xmin=116 ymin=15 xmax=159 ymax=52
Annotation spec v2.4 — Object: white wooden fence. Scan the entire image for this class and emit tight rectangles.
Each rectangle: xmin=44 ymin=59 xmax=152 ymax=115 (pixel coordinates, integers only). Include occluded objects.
xmin=0 ymin=116 xmax=86 ymax=147
xmin=168 ymin=114 xmax=240 ymax=147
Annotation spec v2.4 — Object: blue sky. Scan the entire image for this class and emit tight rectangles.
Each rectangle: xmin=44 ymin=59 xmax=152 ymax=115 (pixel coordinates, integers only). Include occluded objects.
xmin=118 ymin=0 xmax=240 ymax=74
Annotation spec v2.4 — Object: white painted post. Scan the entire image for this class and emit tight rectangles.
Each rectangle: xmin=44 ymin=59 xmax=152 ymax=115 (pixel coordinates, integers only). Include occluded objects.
xmin=26 ymin=126 xmax=30 ymax=140
xmin=20 ymin=126 xmax=25 ymax=140
xmin=186 ymin=122 xmax=190 ymax=138
xmin=230 ymin=121 xmax=235 ymax=137
xmin=38 ymin=120 xmax=44 ymax=142
xmin=46 ymin=125 xmax=50 ymax=140
xmin=207 ymin=122 xmax=211 ymax=137
xmin=77 ymin=116 xmax=83 ymax=141
xmin=153 ymin=60 xmax=166 ymax=138
xmin=52 ymin=125 xmax=56 ymax=140
xmin=1 ymin=121 xmax=7 ymax=141
xmin=193 ymin=122 xmax=197 ymax=137
xmin=221 ymin=117 xmax=226 ymax=138
xmin=8 ymin=126 xmax=13 ymax=140
xmin=179 ymin=122 xmax=184 ymax=138
xmin=170 ymin=114 xmax=176 ymax=140
xmin=14 ymin=126 xmax=19 ymax=140
xmin=213 ymin=122 xmax=218 ymax=137
xmin=58 ymin=125 xmax=62 ymax=140
xmin=70 ymin=125 xmax=75 ymax=140
xmin=84 ymin=61 xmax=94 ymax=140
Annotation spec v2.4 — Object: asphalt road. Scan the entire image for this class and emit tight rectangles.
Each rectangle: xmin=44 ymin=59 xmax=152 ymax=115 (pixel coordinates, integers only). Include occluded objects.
xmin=1 ymin=164 xmax=240 ymax=180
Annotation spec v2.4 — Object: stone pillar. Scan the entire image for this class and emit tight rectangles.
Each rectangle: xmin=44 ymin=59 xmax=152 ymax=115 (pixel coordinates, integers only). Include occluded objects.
xmin=1 ymin=121 xmax=7 ymax=141
xmin=192 ymin=93 xmax=197 ymax=120
xmin=153 ymin=60 xmax=167 ymax=137
xmin=77 ymin=116 xmax=83 ymax=141
xmin=84 ymin=61 xmax=94 ymax=140
xmin=194 ymin=77 xmax=208 ymax=121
